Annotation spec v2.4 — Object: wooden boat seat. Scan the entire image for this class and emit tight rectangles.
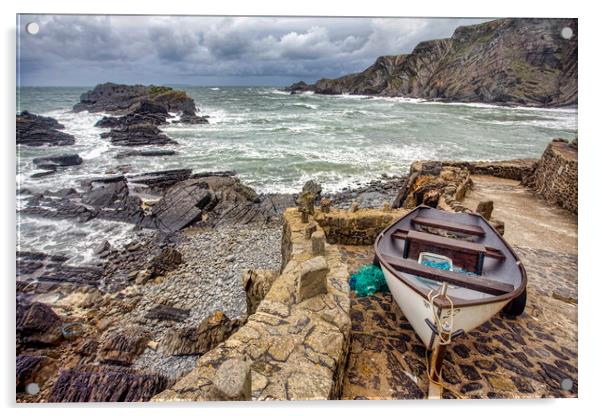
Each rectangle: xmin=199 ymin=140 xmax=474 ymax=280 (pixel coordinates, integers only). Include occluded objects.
xmin=391 ymin=229 xmax=505 ymax=274
xmin=380 ymin=254 xmax=514 ymax=296
xmin=411 ymin=216 xmax=486 ymax=237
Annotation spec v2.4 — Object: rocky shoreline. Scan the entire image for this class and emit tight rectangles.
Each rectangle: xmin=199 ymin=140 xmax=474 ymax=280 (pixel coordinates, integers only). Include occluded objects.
xmin=16 ymin=81 xmax=578 ymax=402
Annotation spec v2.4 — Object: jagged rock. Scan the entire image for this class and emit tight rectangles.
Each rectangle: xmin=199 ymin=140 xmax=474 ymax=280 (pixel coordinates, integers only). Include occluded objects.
xmin=16 ymin=302 xmax=63 ymax=347
xmin=97 ymin=325 xmax=152 ymax=366
xmin=285 ymin=80 xmax=312 ymax=94
xmin=49 ymin=365 xmax=169 ymax=402
xmin=93 ymin=240 xmax=112 ymax=256
xmin=100 ymin=122 xmax=177 ymax=146
xmin=241 ymin=269 xmax=279 ymax=315
xmin=302 ymin=180 xmax=322 ymax=199
xmin=115 ymin=150 xmax=176 ymax=159
xmin=393 ymin=161 xmax=469 ymax=209
xmin=161 ymin=311 xmax=240 ymax=356
xmin=297 ymin=256 xmax=329 ymax=302
xmin=212 ymin=359 xmax=252 ymax=401
xmin=147 ymin=247 xmax=182 ymax=278
xmin=16 ymin=355 xmax=45 ymax=390
xmin=172 ymin=114 xmax=209 ymax=124
xmin=476 ymin=200 xmax=494 ymax=220
xmin=147 ymin=179 xmax=214 ymax=232
xmin=33 ymin=154 xmax=83 ymax=170
xmin=74 ymin=83 xmax=196 ymax=115
xmin=16 ymin=111 xmax=75 ymax=146
xmin=128 ymin=168 xmax=193 ymax=191
xmin=95 ymin=100 xmax=171 ymax=128
xmin=291 ymin=18 xmax=577 ymax=107
xmin=81 ymin=176 xmax=145 ymax=223
xmin=145 ymin=305 xmax=190 ymax=322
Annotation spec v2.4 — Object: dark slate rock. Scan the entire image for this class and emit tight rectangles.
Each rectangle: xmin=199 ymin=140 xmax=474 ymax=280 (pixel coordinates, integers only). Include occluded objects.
xmin=48 ymin=365 xmax=169 ymax=402
xmin=145 ymin=305 xmax=191 ymax=322
xmin=146 ymin=179 xmax=214 ymax=232
xmin=17 ymin=111 xmax=75 ymax=147
xmin=16 ymin=354 xmax=44 ymax=390
xmin=33 ymin=154 xmax=83 ymax=170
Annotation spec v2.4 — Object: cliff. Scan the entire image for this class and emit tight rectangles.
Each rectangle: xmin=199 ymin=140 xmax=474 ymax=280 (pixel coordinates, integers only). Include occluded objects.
xmin=290 ymin=18 xmax=577 ymax=107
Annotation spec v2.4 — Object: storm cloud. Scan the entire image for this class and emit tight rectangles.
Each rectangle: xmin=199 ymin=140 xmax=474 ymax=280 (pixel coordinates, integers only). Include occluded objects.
xmin=17 ymin=15 xmax=491 ymax=86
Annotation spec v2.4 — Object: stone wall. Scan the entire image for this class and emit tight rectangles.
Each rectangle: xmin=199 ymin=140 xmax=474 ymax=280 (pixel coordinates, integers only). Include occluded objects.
xmin=522 ymin=139 xmax=578 ymax=214
xmin=152 ymin=209 xmax=350 ymax=401
xmin=440 ymin=160 xmax=537 ymax=181
xmin=314 ymin=208 xmax=408 ymax=245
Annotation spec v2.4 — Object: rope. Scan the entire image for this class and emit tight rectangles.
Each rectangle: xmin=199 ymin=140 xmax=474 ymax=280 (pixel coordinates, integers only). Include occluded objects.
xmin=424 ymin=284 xmax=464 ymax=399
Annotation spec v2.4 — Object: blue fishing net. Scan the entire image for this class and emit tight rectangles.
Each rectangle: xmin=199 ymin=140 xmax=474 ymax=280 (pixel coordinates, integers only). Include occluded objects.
xmin=349 ymin=264 xmax=389 ymax=297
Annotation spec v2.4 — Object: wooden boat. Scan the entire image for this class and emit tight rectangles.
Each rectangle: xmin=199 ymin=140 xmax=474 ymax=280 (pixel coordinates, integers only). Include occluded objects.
xmin=374 ymin=205 xmax=527 ymax=352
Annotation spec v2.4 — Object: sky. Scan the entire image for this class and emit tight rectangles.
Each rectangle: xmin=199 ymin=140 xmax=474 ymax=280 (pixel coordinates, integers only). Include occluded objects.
xmin=17 ymin=15 xmax=491 ymax=87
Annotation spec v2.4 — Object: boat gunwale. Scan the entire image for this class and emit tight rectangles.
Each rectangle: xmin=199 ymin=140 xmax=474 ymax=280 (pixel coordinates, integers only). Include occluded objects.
xmin=374 ymin=205 xmax=528 ymax=309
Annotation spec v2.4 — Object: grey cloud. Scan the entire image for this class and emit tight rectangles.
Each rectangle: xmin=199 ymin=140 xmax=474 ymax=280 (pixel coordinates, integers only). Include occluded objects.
xmin=18 ymin=15 xmax=492 ymax=86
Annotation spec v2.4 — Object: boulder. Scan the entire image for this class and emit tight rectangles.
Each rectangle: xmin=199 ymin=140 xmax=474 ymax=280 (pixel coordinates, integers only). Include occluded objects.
xmin=241 ymin=269 xmax=279 ymax=315
xmin=145 ymin=305 xmax=190 ymax=322
xmin=49 ymin=365 xmax=169 ymax=402
xmin=16 ymin=111 xmax=75 ymax=147
xmin=147 ymin=247 xmax=183 ymax=278
xmin=302 ymin=180 xmax=322 ymax=199
xmin=212 ymin=359 xmax=252 ymax=401
xmin=33 ymin=154 xmax=83 ymax=170
xmin=476 ymin=200 xmax=494 ymax=220
xmin=97 ymin=325 xmax=152 ymax=366
xmin=161 ymin=311 xmax=240 ymax=356
xmin=16 ymin=302 xmax=63 ymax=347
xmin=16 ymin=355 xmax=45 ymax=390
xmin=148 ymin=179 xmax=214 ymax=232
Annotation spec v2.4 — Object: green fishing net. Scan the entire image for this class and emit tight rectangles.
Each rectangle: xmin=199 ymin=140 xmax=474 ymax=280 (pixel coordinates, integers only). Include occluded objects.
xmin=349 ymin=264 xmax=389 ymax=297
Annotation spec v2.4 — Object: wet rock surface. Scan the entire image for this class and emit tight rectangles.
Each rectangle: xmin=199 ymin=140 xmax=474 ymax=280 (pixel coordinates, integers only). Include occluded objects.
xmin=74 ymin=83 xmax=196 ymax=115
xmin=17 ymin=111 xmax=76 ymax=147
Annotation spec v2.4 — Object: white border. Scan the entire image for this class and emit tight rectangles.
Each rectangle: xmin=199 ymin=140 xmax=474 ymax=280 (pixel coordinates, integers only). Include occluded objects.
xmin=2 ymin=1 xmax=598 ymax=415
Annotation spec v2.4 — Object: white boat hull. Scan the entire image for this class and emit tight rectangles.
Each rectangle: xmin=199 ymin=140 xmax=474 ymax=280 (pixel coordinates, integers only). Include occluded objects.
xmin=382 ymin=267 xmax=510 ymax=349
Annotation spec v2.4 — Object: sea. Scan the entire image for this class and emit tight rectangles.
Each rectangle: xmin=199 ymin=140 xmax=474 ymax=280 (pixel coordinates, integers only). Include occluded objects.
xmin=16 ymin=86 xmax=578 ymax=264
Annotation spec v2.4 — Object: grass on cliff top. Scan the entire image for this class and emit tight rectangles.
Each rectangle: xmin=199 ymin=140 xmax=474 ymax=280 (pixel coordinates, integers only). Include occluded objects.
xmin=148 ymin=85 xmax=174 ymax=96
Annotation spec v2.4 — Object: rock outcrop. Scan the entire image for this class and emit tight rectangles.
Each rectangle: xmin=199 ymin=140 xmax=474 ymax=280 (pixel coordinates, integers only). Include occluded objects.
xmin=33 ymin=154 xmax=83 ymax=171
xmin=161 ymin=311 xmax=241 ymax=356
xmin=49 ymin=365 xmax=169 ymax=402
xmin=289 ymin=18 xmax=577 ymax=107
xmin=16 ymin=111 xmax=76 ymax=146
xmin=100 ymin=122 xmax=178 ymax=147
xmin=74 ymin=83 xmax=196 ymax=115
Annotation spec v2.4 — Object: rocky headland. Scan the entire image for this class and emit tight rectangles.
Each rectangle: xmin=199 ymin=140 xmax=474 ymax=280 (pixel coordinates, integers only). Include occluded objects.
xmin=287 ymin=18 xmax=577 ymax=107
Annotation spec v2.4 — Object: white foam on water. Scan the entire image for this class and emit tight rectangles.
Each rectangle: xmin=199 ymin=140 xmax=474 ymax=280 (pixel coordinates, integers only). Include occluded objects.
xmin=17 ymin=215 xmax=136 ymax=265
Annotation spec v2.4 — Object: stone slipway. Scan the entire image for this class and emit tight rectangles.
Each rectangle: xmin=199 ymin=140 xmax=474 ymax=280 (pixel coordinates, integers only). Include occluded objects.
xmin=153 ymin=208 xmax=351 ymax=401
